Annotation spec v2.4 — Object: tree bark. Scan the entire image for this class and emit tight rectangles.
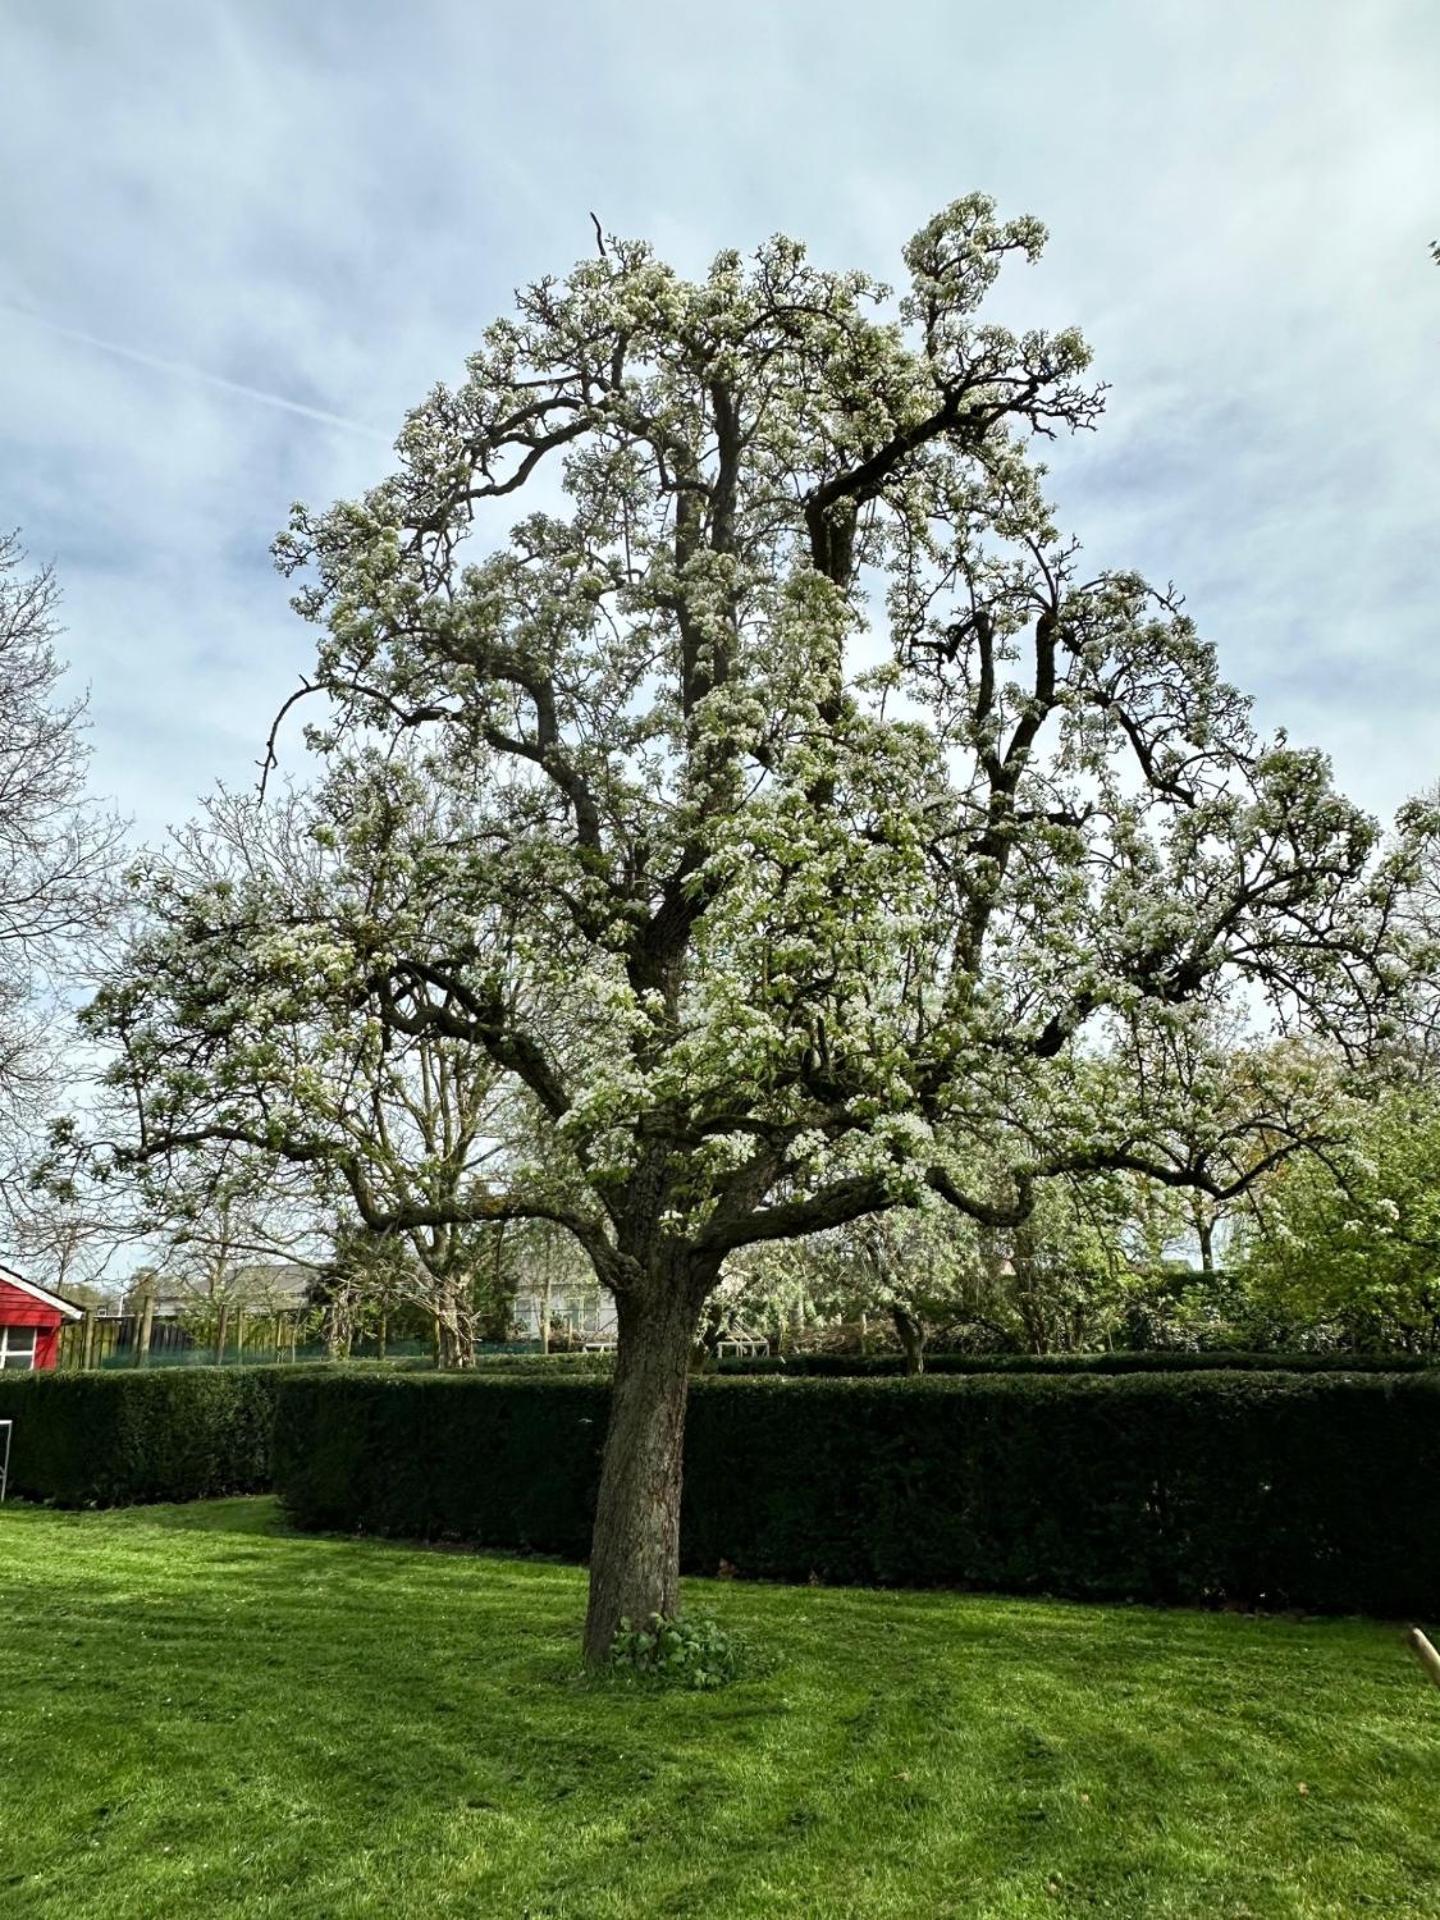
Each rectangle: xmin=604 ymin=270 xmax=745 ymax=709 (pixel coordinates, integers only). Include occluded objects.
xmin=891 ymin=1304 xmax=926 ymax=1376
xmin=1197 ymin=1215 xmax=1216 ymax=1279
xmin=582 ymin=1260 xmax=710 ymax=1664
xmin=323 ymin=1293 xmax=350 ymax=1360
xmin=434 ymin=1277 xmax=478 ymax=1369
xmin=1010 ymin=1218 xmax=1051 ymax=1354
xmin=478 ymin=1221 xmax=515 ymax=1343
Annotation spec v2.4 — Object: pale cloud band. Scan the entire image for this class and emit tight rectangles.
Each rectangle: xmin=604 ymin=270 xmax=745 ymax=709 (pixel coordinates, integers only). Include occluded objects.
xmin=1 ymin=0 xmax=1436 ymax=841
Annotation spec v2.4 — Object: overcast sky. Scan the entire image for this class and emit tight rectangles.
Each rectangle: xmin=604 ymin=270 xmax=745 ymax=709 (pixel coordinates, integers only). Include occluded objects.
xmin=2 ymin=0 xmax=1437 ymax=842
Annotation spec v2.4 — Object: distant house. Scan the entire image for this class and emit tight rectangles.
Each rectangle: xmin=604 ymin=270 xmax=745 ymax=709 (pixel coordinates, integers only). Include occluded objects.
xmin=0 ymin=1263 xmax=83 ymax=1371
xmin=226 ymin=1263 xmax=317 ymax=1311
xmin=123 ymin=1263 xmax=315 ymax=1319
xmin=512 ymin=1281 xmax=618 ymax=1346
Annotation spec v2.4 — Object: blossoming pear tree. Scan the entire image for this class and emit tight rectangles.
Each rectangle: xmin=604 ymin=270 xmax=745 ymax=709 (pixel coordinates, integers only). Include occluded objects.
xmin=91 ymin=199 xmax=1426 ymax=1659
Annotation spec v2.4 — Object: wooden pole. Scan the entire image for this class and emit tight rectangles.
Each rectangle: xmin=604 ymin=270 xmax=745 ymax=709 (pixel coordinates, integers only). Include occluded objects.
xmin=81 ymin=1307 xmax=97 ymax=1371
xmin=215 ymin=1301 xmax=229 ymax=1368
xmin=137 ymin=1292 xmax=155 ymax=1368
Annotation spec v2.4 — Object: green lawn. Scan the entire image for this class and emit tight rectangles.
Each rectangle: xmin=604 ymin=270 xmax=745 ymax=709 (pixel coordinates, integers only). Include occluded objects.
xmin=2 ymin=1501 xmax=1437 ymax=1917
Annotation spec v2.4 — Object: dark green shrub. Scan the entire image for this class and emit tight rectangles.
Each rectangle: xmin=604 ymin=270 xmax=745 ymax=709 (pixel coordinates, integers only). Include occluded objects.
xmin=468 ymin=1351 xmax=614 ymax=1375
xmin=682 ymin=1373 xmax=1440 ymax=1614
xmin=0 ymin=1366 xmax=282 ymax=1505
xmin=715 ymin=1349 xmax=1439 ymax=1377
xmin=272 ymin=1368 xmax=1440 ymax=1615
xmin=273 ymin=1371 xmax=609 ymax=1552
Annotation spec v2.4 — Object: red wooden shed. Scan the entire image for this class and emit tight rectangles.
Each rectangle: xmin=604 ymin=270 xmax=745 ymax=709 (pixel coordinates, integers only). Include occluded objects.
xmin=0 ymin=1263 xmax=83 ymax=1371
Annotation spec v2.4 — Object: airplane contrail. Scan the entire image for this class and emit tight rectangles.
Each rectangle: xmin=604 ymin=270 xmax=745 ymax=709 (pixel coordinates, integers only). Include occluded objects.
xmin=0 ymin=301 xmax=391 ymax=440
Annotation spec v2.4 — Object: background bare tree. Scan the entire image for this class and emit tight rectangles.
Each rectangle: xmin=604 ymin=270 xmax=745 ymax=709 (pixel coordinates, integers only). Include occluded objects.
xmin=0 ymin=533 xmax=123 ymax=1233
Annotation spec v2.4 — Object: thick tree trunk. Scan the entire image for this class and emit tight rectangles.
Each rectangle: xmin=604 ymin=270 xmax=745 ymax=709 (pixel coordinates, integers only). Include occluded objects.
xmin=891 ymin=1304 xmax=926 ymax=1376
xmin=440 ymin=1305 xmax=478 ymax=1368
xmin=1010 ymin=1219 xmax=1051 ymax=1354
xmin=477 ymin=1221 xmax=516 ymax=1343
xmin=1197 ymin=1216 xmax=1216 ymax=1279
xmin=582 ymin=1265 xmax=709 ymax=1664
xmin=323 ymin=1294 xmax=351 ymax=1360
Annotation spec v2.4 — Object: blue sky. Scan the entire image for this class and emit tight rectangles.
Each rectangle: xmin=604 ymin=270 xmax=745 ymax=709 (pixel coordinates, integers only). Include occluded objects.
xmin=2 ymin=0 xmax=1437 ymax=840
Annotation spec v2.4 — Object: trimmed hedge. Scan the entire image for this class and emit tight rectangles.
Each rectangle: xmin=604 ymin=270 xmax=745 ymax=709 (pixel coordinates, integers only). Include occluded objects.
xmin=273 ymin=1369 xmax=1440 ymax=1615
xmin=0 ymin=1366 xmax=281 ymax=1505
xmin=468 ymin=1351 xmax=614 ymax=1374
xmin=714 ymin=1349 xmax=1440 ymax=1376
xmin=457 ymin=1349 xmax=1438 ymax=1382
xmin=275 ymin=1373 xmax=610 ymax=1558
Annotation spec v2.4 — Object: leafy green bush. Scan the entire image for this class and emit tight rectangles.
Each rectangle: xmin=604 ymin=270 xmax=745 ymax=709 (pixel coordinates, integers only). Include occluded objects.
xmin=606 ymin=1613 xmax=741 ymax=1690
xmin=273 ymin=1368 xmax=1440 ymax=1615
xmin=0 ymin=1366 xmax=282 ymax=1505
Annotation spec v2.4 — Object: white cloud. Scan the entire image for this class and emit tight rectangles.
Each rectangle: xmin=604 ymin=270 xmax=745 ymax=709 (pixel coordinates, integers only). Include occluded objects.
xmin=1 ymin=0 xmax=1436 ymax=837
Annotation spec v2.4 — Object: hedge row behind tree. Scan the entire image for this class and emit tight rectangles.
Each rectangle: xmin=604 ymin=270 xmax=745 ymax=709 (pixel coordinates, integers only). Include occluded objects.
xmin=454 ymin=1349 xmax=1439 ymax=1379
xmin=712 ymin=1349 xmax=1440 ymax=1376
xmin=272 ymin=1370 xmax=1440 ymax=1616
xmin=0 ymin=1366 xmax=280 ymax=1505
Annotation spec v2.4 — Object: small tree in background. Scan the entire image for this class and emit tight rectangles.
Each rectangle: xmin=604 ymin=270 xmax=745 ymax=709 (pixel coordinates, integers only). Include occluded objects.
xmin=96 ymin=774 xmax=528 ymax=1366
xmin=1233 ymin=1087 xmax=1440 ymax=1350
xmin=0 ymin=534 xmax=122 ymax=1226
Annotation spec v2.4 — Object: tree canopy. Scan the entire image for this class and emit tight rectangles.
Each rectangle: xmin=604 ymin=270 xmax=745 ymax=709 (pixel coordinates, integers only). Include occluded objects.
xmin=87 ymin=197 xmax=1429 ymax=1655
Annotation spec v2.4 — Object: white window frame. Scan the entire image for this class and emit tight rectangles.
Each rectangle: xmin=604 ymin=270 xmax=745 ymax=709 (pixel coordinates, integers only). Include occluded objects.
xmin=0 ymin=1325 xmax=38 ymax=1370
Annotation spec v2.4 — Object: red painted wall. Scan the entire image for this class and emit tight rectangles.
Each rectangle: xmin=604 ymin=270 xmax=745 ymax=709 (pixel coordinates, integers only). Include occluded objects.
xmin=0 ymin=1277 xmax=67 ymax=1370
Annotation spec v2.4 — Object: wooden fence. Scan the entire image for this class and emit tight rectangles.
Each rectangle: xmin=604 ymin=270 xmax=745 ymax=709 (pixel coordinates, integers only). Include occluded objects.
xmin=57 ymin=1309 xmax=311 ymax=1370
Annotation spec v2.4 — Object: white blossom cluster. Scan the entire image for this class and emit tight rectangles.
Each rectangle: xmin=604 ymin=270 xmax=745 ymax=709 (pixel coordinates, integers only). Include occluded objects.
xmin=88 ymin=197 xmax=1433 ymax=1293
